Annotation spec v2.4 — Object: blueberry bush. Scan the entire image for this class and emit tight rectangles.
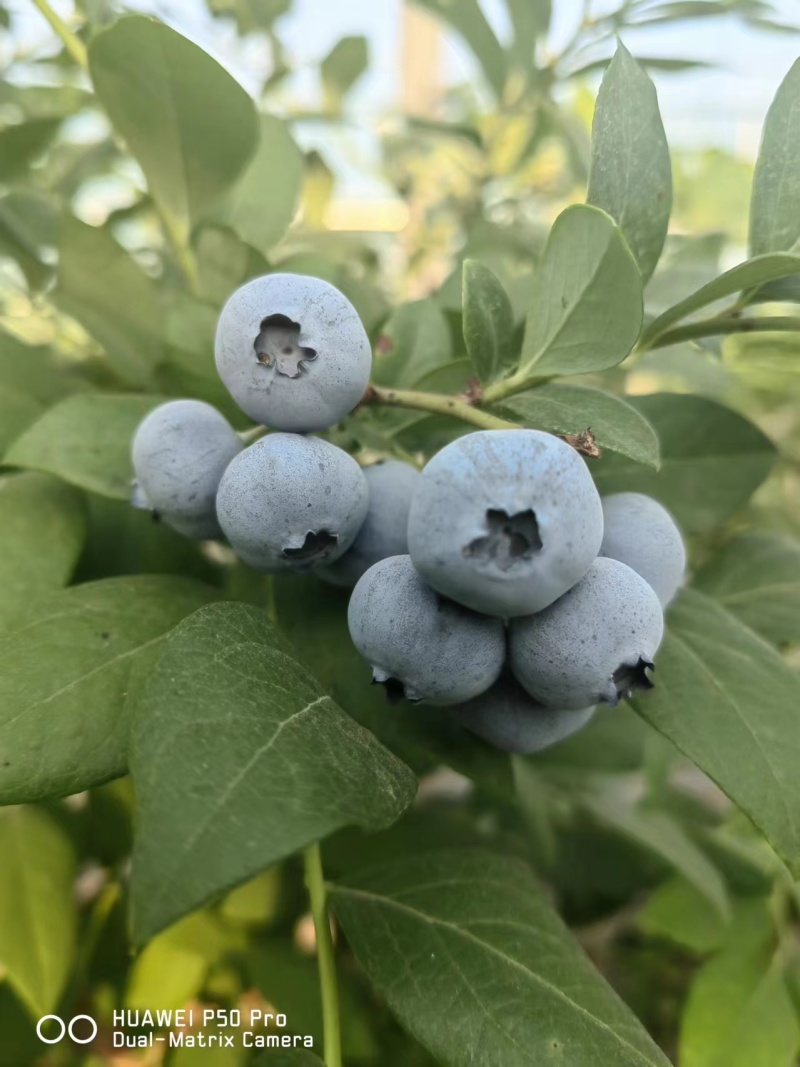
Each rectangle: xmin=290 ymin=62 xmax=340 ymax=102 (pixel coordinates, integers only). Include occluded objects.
xmin=2 ymin=1 xmax=800 ymax=1065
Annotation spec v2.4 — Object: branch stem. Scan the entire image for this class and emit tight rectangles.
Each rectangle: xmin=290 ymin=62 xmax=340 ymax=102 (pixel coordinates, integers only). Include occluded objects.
xmin=30 ymin=0 xmax=88 ymax=70
xmin=304 ymin=844 xmax=341 ymax=1067
xmin=365 ymin=385 xmax=518 ymax=431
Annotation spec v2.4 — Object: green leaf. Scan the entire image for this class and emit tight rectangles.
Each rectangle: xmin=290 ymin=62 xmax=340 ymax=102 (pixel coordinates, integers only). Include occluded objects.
xmin=680 ymin=928 xmax=799 ymax=1067
xmin=0 ymin=329 xmax=80 ymax=406
xmin=638 ymin=877 xmax=728 ymax=954
xmin=216 ymin=115 xmax=302 ymax=254
xmin=631 ymin=588 xmax=800 ymax=879
xmin=274 ymin=577 xmax=515 ymax=800
xmin=331 ymin=848 xmax=671 ymax=1067
xmin=412 ymin=0 xmax=507 ymax=99
xmin=129 ymin=602 xmax=416 ymax=944
xmin=750 ymin=58 xmax=800 ymax=256
xmin=0 ymin=575 xmax=218 ymax=804
xmin=462 ymin=259 xmax=515 ymax=383
xmin=53 ymin=214 xmax=164 ymax=385
xmin=0 ymin=473 xmax=86 ymax=634
xmin=520 ymin=205 xmax=642 ymax=377
xmin=592 ymin=394 xmax=776 ymax=533
xmin=5 ymin=393 xmax=168 ymax=500
xmin=641 ymin=253 xmax=800 ymax=345
xmin=0 ymin=807 xmax=77 ymax=1018
xmin=372 ymin=300 xmax=453 ymax=387
xmin=0 ymin=190 xmax=55 ymax=290
xmin=587 ymin=43 xmax=672 ymax=281
xmin=321 ymin=36 xmax=368 ymax=111
xmin=501 ymin=384 xmax=660 ymax=467
xmin=0 ymin=385 xmax=43 ymax=456
xmin=693 ymin=532 xmax=800 ymax=646
xmin=582 ymin=789 xmax=730 ymax=918
xmin=89 ymin=15 xmax=259 ymax=239
xmin=0 ymin=119 xmax=61 ymax=184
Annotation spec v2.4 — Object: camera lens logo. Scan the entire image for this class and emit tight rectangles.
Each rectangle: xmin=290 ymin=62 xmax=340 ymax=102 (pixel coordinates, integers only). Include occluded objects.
xmin=36 ymin=1015 xmax=98 ymax=1045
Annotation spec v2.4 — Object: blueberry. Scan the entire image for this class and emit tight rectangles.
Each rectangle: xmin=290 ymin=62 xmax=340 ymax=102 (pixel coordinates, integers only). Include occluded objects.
xmin=215 ymin=273 xmax=372 ymax=432
xmin=216 ymin=432 xmax=368 ymax=572
xmin=321 ymin=459 xmax=420 ymax=587
xmin=407 ymin=429 xmax=604 ymax=617
xmin=509 ymin=557 xmax=664 ymax=709
xmin=131 ymin=400 xmax=242 ymax=539
xmin=600 ymin=492 xmax=686 ymax=607
xmin=452 ymin=673 xmax=595 ymax=753
xmin=347 ymin=554 xmax=505 ymax=706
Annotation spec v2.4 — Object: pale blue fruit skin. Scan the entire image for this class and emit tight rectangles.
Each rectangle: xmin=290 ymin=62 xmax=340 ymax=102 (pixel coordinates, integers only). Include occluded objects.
xmin=215 ymin=273 xmax=372 ymax=432
xmin=320 ymin=460 xmax=420 ymax=587
xmin=600 ymin=492 xmax=686 ymax=607
xmin=216 ymin=433 xmax=368 ymax=572
xmin=131 ymin=400 xmax=242 ymax=540
xmin=347 ymin=554 xmax=505 ymax=706
xmin=407 ymin=429 xmax=604 ymax=618
xmin=453 ymin=674 xmax=595 ymax=754
xmin=509 ymin=557 xmax=664 ymax=709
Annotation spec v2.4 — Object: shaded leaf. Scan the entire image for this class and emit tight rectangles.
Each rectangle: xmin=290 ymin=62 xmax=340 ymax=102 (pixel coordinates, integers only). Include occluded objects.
xmin=587 ymin=43 xmax=671 ymax=281
xmin=631 ymin=589 xmax=800 ymax=879
xmin=501 ymin=384 xmax=660 ymax=467
xmin=0 ymin=119 xmax=61 ymax=183
xmin=520 ymin=205 xmax=642 ymax=377
xmin=5 ymin=393 xmax=168 ymax=500
xmin=462 ymin=259 xmax=515 ymax=383
xmin=582 ymin=789 xmax=729 ymax=917
xmin=0 ymin=807 xmax=77 ymax=1017
xmin=693 ymin=531 xmax=800 ymax=646
xmin=0 ymin=473 xmax=86 ymax=634
xmin=130 ymin=602 xmax=416 ymax=944
xmin=592 ymin=394 xmax=776 ymax=533
xmin=331 ymin=849 xmax=671 ymax=1067
xmin=638 ymin=877 xmax=728 ymax=954
xmin=0 ymin=576 xmax=218 ymax=804
xmin=216 ymin=115 xmax=302 ymax=254
xmin=372 ymin=300 xmax=452 ymax=387
xmin=89 ymin=15 xmax=259 ymax=238
xmin=53 ymin=214 xmax=164 ymax=385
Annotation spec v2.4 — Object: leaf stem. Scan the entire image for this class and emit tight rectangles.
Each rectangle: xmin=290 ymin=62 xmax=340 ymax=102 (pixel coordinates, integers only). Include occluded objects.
xmin=482 ymin=371 xmax=547 ymax=404
xmin=30 ymin=0 xmax=88 ymax=71
xmin=304 ymin=843 xmax=342 ymax=1067
xmin=646 ymin=314 xmax=800 ymax=349
xmin=364 ymin=384 xmax=518 ymax=431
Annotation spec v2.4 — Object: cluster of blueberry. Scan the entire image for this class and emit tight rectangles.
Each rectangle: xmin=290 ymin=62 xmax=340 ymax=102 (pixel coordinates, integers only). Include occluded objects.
xmin=131 ymin=274 xmax=685 ymax=755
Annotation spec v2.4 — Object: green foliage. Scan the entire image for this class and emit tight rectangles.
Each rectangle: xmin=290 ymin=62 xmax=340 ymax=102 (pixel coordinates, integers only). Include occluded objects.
xmin=501 ymin=385 xmax=660 ymax=467
xmin=0 ymin=806 xmax=77 ymax=1017
xmin=588 ymin=43 xmax=672 ymax=281
xmin=6 ymin=393 xmax=168 ymax=498
xmin=519 ymin=205 xmax=643 ymax=377
xmin=631 ymin=589 xmax=800 ymax=878
xmin=462 ymin=259 xmax=516 ymax=383
xmin=130 ymin=603 xmax=416 ymax=942
xmin=331 ymin=849 xmax=671 ymax=1066
xmin=0 ymin=576 xmax=218 ymax=803
xmin=592 ymin=394 xmax=776 ymax=533
xmin=89 ymin=15 xmax=259 ymax=242
xmin=1 ymin=1 xmax=800 ymax=1064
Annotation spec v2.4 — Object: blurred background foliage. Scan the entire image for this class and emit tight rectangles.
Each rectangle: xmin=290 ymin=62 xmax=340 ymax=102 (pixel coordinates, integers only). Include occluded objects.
xmin=2 ymin=1 xmax=800 ymax=1065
